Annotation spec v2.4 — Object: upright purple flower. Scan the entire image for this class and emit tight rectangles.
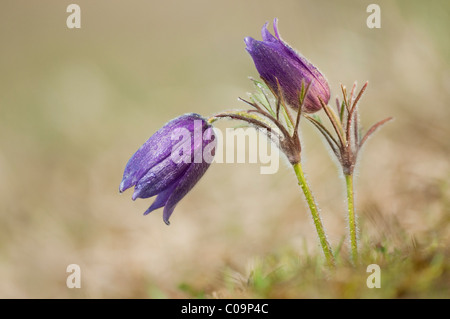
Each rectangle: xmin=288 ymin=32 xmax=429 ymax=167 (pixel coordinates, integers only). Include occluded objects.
xmin=245 ymin=18 xmax=330 ymax=113
xmin=120 ymin=113 xmax=216 ymax=225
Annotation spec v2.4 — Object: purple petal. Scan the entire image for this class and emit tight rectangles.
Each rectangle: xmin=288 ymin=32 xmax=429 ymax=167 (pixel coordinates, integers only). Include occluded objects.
xmin=143 ymin=181 xmax=180 ymax=216
xmin=162 ymin=131 xmax=215 ymax=225
xmin=131 ymin=155 xmax=190 ymax=200
xmin=270 ymin=19 xmax=330 ymax=109
xmin=261 ymin=22 xmax=278 ymax=43
xmin=162 ymin=160 xmax=212 ymax=225
xmin=272 ymin=18 xmax=281 ymax=39
xmin=244 ymin=37 xmax=257 ymax=53
xmin=119 ymin=113 xmax=204 ymax=192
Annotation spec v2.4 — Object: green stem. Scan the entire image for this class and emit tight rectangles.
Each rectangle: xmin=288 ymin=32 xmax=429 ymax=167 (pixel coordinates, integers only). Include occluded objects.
xmin=293 ymin=162 xmax=335 ymax=267
xmin=345 ymin=174 xmax=358 ymax=264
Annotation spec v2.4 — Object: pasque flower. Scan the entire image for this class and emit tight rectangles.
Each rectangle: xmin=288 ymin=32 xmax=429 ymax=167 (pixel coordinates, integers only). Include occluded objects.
xmin=119 ymin=113 xmax=215 ymax=225
xmin=244 ymin=18 xmax=330 ymax=113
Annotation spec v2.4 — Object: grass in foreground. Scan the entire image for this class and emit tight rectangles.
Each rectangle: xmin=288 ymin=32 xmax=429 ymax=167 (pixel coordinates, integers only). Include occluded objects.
xmin=167 ymin=214 xmax=449 ymax=299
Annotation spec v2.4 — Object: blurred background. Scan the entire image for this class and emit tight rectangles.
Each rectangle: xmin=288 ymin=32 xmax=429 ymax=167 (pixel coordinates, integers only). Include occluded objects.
xmin=0 ymin=0 xmax=449 ymax=298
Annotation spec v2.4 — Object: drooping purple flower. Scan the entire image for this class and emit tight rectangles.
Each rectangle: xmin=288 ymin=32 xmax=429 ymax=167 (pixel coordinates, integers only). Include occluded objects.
xmin=245 ymin=18 xmax=330 ymax=113
xmin=120 ymin=113 xmax=216 ymax=225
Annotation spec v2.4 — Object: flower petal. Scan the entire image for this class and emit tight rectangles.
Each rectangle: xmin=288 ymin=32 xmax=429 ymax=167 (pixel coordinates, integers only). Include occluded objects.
xmin=162 ymin=160 xmax=212 ymax=225
xmin=161 ymin=131 xmax=215 ymax=225
xmin=143 ymin=180 xmax=180 ymax=216
xmin=119 ymin=113 xmax=204 ymax=192
xmin=261 ymin=22 xmax=278 ymax=43
xmin=271 ymin=19 xmax=330 ymax=108
xmin=132 ymin=154 xmax=190 ymax=200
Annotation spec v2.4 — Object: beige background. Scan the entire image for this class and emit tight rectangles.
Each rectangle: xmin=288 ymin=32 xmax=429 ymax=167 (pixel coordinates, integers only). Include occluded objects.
xmin=0 ymin=0 xmax=449 ymax=297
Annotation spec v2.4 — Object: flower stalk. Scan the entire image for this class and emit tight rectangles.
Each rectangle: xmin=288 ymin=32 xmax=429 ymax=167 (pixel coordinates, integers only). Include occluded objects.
xmin=345 ymin=173 xmax=357 ymax=264
xmin=293 ymin=162 xmax=335 ymax=267
xmin=305 ymin=82 xmax=392 ymax=264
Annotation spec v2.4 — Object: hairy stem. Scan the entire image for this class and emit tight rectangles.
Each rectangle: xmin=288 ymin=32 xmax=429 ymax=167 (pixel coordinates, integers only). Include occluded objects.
xmin=345 ymin=173 xmax=358 ymax=264
xmin=293 ymin=162 xmax=335 ymax=267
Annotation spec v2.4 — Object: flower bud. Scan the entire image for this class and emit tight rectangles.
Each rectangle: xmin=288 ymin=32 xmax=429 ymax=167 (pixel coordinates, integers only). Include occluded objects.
xmin=245 ymin=19 xmax=330 ymax=113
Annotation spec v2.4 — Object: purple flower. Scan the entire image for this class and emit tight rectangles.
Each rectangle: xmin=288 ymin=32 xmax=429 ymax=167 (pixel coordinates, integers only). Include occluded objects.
xmin=244 ymin=18 xmax=330 ymax=113
xmin=120 ymin=113 xmax=216 ymax=225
